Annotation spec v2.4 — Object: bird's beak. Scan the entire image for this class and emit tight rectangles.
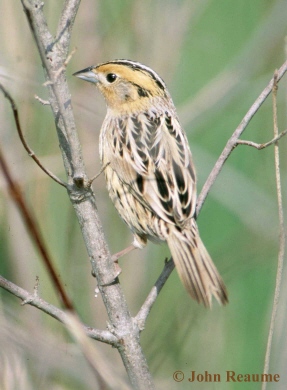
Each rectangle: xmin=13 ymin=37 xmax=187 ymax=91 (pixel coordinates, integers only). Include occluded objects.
xmin=73 ymin=66 xmax=99 ymax=84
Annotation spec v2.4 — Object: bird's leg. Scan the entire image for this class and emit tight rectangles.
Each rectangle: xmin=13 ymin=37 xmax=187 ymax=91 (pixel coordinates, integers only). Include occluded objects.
xmin=111 ymin=244 xmax=137 ymax=262
xmin=111 ymin=235 xmax=147 ymax=262
xmin=111 ymin=246 xmax=135 ymax=277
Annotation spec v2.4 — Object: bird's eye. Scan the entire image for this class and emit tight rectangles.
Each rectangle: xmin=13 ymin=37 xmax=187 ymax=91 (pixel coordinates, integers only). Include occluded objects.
xmin=106 ymin=73 xmax=117 ymax=83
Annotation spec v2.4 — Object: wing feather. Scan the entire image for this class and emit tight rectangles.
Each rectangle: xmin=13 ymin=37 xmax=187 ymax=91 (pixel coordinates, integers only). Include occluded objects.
xmin=101 ymin=111 xmax=196 ymax=228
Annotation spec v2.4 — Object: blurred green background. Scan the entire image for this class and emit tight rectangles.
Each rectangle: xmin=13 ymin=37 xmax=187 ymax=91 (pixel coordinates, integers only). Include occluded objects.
xmin=1 ymin=0 xmax=287 ymax=389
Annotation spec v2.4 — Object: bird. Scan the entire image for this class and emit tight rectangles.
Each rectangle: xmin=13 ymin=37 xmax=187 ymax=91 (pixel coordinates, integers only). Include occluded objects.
xmin=73 ymin=59 xmax=228 ymax=307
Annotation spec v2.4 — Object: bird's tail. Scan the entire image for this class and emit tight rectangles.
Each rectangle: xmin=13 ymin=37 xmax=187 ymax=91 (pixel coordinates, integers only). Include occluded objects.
xmin=167 ymin=220 xmax=228 ymax=307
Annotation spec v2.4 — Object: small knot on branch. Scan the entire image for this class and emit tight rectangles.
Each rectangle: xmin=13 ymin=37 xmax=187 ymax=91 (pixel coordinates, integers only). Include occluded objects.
xmin=73 ymin=174 xmax=85 ymax=188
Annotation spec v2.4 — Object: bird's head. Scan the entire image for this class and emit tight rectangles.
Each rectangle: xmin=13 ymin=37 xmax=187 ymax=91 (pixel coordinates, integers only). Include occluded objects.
xmin=73 ymin=60 xmax=169 ymax=114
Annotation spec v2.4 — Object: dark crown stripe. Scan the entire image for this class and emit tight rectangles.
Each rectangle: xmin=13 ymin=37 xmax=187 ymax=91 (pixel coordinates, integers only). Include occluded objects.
xmin=98 ymin=59 xmax=166 ymax=91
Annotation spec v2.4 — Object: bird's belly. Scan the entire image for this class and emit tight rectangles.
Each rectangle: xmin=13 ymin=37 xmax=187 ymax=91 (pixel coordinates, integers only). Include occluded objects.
xmin=104 ymin=166 xmax=166 ymax=243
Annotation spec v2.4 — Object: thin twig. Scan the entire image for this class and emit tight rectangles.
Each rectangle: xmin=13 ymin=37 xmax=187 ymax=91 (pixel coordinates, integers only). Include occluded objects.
xmin=21 ymin=276 xmax=40 ymax=305
xmin=237 ymin=129 xmax=287 ymax=149
xmin=0 ymin=84 xmax=67 ymax=187
xmin=0 ymin=145 xmax=73 ymax=310
xmin=0 ymin=274 xmax=118 ymax=345
xmin=135 ymin=259 xmax=175 ymax=330
xmin=54 ymin=47 xmax=77 ymax=80
xmin=262 ymin=72 xmax=286 ymax=390
xmin=34 ymin=94 xmax=50 ymax=105
xmin=196 ymin=59 xmax=287 ymax=216
xmin=87 ymin=162 xmax=110 ymax=187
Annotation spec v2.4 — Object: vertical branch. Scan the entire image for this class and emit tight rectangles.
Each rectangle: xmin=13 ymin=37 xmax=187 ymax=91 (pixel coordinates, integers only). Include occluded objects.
xmin=262 ymin=72 xmax=286 ymax=390
xmin=19 ymin=1 xmax=154 ymax=388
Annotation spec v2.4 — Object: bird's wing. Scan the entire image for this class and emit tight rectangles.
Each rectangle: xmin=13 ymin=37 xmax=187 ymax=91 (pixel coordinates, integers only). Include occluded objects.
xmin=103 ymin=111 xmax=197 ymax=227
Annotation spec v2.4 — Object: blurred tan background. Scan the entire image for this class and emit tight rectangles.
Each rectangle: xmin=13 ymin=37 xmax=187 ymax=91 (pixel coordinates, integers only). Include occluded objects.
xmin=1 ymin=0 xmax=287 ymax=389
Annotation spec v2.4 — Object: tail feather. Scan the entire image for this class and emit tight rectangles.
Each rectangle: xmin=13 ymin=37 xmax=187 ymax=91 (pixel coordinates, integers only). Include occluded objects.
xmin=167 ymin=221 xmax=228 ymax=307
